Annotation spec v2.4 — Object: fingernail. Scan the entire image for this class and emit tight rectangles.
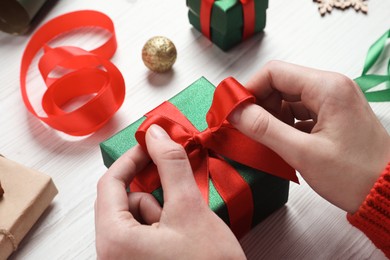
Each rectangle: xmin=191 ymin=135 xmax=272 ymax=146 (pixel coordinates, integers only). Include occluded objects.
xmin=148 ymin=124 xmax=170 ymax=140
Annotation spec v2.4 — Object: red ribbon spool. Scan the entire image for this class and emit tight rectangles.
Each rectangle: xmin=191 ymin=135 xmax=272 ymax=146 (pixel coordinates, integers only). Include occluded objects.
xmin=20 ymin=10 xmax=125 ymax=136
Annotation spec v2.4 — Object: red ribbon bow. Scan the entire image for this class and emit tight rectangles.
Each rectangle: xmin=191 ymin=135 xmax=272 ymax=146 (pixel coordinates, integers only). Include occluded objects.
xmin=20 ymin=10 xmax=125 ymax=136
xmin=131 ymin=77 xmax=297 ymax=238
xmin=200 ymin=0 xmax=255 ymax=40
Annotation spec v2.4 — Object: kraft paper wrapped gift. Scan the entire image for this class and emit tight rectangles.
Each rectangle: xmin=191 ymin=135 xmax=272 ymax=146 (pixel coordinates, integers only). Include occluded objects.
xmin=100 ymin=77 xmax=295 ymax=238
xmin=0 ymin=156 xmax=58 ymax=260
xmin=187 ymin=0 xmax=268 ymax=51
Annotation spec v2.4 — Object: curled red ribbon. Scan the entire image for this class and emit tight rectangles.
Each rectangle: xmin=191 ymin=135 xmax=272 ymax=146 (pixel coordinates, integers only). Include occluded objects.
xmin=200 ymin=0 xmax=255 ymax=40
xmin=20 ymin=10 xmax=125 ymax=136
xmin=132 ymin=77 xmax=297 ymax=238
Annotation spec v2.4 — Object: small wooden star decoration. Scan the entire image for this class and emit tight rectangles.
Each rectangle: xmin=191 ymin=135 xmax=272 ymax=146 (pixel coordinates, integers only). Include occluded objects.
xmin=314 ymin=0 xmax=368 ymax=15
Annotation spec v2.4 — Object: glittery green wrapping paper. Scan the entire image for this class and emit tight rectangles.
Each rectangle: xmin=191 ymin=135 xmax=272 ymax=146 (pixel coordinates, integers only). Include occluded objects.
xmin=186 ymin=0 xmax=268 ymax=51
xmin=100 ymin=77 xmax=289 ymax=231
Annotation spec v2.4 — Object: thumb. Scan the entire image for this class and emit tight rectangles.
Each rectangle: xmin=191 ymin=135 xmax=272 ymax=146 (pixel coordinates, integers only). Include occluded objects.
xmin=145 ymin=124 xmax=204 ymax=205
xmin=228 ymin=102 xmax=312 ymax=167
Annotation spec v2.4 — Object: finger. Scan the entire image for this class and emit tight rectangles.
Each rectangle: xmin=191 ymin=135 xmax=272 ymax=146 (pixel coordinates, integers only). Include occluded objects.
xmin=96 ymin=145 xmax=150 ymax=219
xmin=246 ymin=61 xmax=333 ymax=114
xmin=257 ymin=90 xmax=282 ymax=118
xmin=128 ymin=192 xmax=162 ymax=224
xmin=228 ymin=102 xmax=315 ymax=166
xmin=255 ymin=96 xmax=315 ymax=125
xmin=145 ymin=124 xmax=202 ymax=204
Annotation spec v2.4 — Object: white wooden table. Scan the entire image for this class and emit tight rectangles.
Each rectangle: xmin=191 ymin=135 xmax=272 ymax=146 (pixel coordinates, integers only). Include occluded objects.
xmin=1 ymin=0 xmax=389 ymax=259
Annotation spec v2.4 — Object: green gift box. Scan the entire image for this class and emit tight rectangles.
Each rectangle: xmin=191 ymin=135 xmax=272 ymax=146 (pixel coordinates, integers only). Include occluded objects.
xmin=186 ymin=0 xmax=268 ymax=51
xmin=100 ymin=77 xmax=289 ymax=237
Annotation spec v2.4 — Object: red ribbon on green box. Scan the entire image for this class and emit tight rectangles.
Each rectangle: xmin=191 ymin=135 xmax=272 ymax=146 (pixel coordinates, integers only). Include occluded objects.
xmin=200 ymin=0 xmax=255 ymax=40
xmin=131 ymin=77 xmax=298 ymax=238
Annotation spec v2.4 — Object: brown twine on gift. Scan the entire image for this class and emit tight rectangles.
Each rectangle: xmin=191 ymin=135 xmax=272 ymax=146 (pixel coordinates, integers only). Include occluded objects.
xmin=0 ymin=228 xmax=17 ymax=251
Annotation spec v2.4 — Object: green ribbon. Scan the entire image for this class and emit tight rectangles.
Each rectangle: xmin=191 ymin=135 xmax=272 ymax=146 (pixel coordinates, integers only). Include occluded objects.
xmin=354 ymin=29 xmax=390 ymax=102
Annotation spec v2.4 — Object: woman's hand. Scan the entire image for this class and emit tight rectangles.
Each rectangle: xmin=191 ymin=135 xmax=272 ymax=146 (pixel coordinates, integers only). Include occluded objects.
xmin=95 ymin=124 xmax=245 ymax=260
xmin=228 ymin=61 xmax=390 ymax=213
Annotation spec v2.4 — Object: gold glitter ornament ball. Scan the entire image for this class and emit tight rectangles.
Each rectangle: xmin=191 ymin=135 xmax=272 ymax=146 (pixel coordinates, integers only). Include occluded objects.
xmin=142 ymin=36 xmax=177 ymax=73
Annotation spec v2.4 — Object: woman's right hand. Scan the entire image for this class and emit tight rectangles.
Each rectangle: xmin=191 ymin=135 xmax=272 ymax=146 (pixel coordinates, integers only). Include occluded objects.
xmin=228 ymin=61 xmax=390 ymax=213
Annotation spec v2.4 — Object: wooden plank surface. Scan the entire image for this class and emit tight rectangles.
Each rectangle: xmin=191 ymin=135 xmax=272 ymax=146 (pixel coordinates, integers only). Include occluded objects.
xmin=0 ymin=0 xmax=389 ymax=259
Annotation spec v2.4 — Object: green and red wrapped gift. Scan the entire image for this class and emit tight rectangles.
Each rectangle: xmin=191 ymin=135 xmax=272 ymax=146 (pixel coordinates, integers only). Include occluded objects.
xmin=186 ymin=0 xmax=268 ymax=51
xmin=100 ymin=77 xmax=297 ymax=238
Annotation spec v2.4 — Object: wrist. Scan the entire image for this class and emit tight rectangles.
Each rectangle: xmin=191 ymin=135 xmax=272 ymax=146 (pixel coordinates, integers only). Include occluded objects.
xmin=350 ymin=136 xmax=390 ymax=213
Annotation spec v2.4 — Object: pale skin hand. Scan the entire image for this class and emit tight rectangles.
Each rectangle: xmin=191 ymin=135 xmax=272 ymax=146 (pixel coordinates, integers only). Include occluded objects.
xmin=95 ymin=124 xmax=245 ymax=260
xmin=228 ymin=61 xmax=390 ymax=213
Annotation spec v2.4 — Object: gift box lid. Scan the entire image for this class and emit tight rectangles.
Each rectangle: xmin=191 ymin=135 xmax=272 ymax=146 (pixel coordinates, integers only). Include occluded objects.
xmin=186 ymin=0 xmax=268 ymax=35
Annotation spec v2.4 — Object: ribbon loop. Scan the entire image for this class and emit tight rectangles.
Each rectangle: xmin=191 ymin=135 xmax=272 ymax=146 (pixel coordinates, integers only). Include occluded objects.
xmin=206 ymin=77 xmax=255 ymax=128
xmin=191 ymin=128 xmax=213 ymax=148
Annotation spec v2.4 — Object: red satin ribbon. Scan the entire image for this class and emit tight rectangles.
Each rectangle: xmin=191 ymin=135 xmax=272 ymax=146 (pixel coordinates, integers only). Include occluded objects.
xmin=132 ymin=77 xmax=297 ymax=238
xmin=200 ymin=0 xmax=255 ymax=40
xmin=20 ymin=10 xmax=125 ymax=136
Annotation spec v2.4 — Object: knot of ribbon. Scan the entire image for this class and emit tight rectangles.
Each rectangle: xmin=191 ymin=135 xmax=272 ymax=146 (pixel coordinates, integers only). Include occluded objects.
xmin=355 ymin=29 xmax=390 ymax=102
xmin=20 ymin=10 xmax=125 ymax=136
xmin=200 ymin=0 xmax=255 ymax=40
xmin=132 ymin=77 xmax=297 ymax=238
xmin=190 ymin=127 xmax=213 ymax=148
